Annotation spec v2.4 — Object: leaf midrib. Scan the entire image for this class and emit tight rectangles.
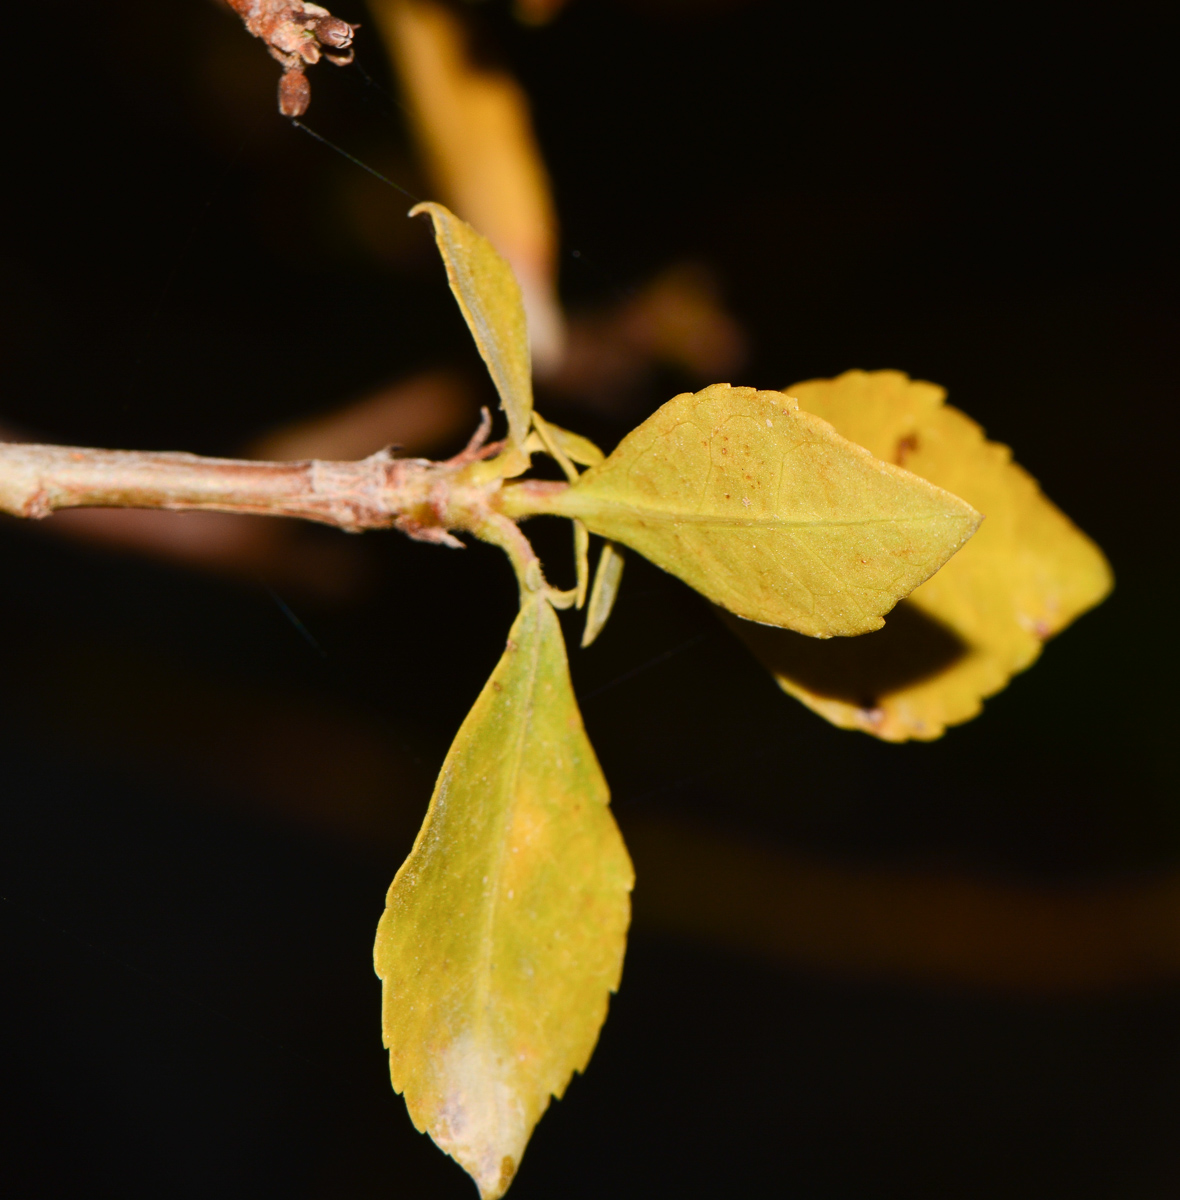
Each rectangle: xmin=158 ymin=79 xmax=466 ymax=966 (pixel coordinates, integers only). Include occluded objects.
xmin=572 ymin=496 xmax=969 ymax=531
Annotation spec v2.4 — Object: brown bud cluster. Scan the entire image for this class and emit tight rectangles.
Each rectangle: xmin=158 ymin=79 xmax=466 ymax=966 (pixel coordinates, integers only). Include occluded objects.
xmin=278 ymin=68 xmax=312 ymax=118
xmin=224 ymin=0 xmax=359 ymax=116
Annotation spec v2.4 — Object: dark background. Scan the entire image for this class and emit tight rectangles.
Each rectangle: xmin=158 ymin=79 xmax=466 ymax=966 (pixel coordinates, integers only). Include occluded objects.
xmin=1 ymin=1 xmax=1177 ymax=1196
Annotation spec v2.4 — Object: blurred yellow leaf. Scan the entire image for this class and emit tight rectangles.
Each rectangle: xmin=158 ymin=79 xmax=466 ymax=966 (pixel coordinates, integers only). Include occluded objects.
xmin=374 ymin=0 xmax=565 ymax=370
xmin=730 ymin=370 xmax=1113 ymax=740
xmin=374 ymin=594 xmax=633 ymax=1199
xmin=544 ymin=384 xmax=981 ymax=636
xmin=512 ymin=0 xmax=570 ymax=25
xmin=411 ymin=201 xmax=533 ymax=473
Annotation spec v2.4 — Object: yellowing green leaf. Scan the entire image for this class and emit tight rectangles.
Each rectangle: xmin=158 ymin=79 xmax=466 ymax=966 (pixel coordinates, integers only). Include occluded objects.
xmin=411 ymin=201 xmax=533 ymax=472
xmin=543 ymin=384 xmax=981 ymax=637
xmin=730 ymin=370 xmax=1113 ymax=740
xmin=581 ymin=541 xmax=625 ymax=648
xmin=375 ymin=0 xmax=565 ymax=371
xmin=373 ymin=594 xmax=633 ymax=1199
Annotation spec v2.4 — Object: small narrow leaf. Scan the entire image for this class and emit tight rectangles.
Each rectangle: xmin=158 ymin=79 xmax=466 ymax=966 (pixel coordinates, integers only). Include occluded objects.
xmin=573 ymin=519 xmax=590 ymax=609
xmin=538 ymin=420 xmax=604 ymax=468
xmin=375 ymin=0 xmax=566 ymax=370
xmin=730 ymin=370 xmax=1114 ymax=740
xmin=529 ymin=411 xmax=578 ymax=482
xmin=527 ymin=412 xmax=595 ymax=607
xmin=524 ymin=420 xmax=605 ymax=468
xmin=412 ymin=201 xmax=533 ymax=469
xmin=548 ymin=384 xmax=981 ymax=637
xmin=374 ymin=594 xmax=633 ymax=1199
xmin=581 ymin=541 xmax=625 ymax=647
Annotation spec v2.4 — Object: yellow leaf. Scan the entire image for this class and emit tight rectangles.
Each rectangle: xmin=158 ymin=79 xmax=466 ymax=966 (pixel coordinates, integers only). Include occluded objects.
xmin=373 ymin=594 xmax=633 ymax=1199
xmin=730 ymin=370 xmax=1113 ymax=740
xmin=374 ymin=0 xmax=565 ymax=370
xmin=410 ymin=201 xmax=533 ymax=473
xmin=573 ymin=519 xmax=590 ymax=610
xmin=539 ymin=384 xmax=981 ymax=637
xmin=525 ymin=414 xmax=599 ymax=607
xmin=581 ymin=541 xmax=625 ymax=648
xmin=524 ymin=417 xmax=605 ymax=469
xmin=556 ymin=427 xmax=604 ymax=466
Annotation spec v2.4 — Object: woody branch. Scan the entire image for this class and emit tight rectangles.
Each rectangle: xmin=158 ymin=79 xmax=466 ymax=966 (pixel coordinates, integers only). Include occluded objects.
xmin=0 ymin=438 xmax=568 ymax=547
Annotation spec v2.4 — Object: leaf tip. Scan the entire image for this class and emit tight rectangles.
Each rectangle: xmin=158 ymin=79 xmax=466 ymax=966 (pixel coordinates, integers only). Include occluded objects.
xmin=481 ymin=1156 xmax=517 ymax=1200
xmin=408 ymin=199 xmax=441 ymax=221
xmin=407 ymin=199 xmax=534 ymax=456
